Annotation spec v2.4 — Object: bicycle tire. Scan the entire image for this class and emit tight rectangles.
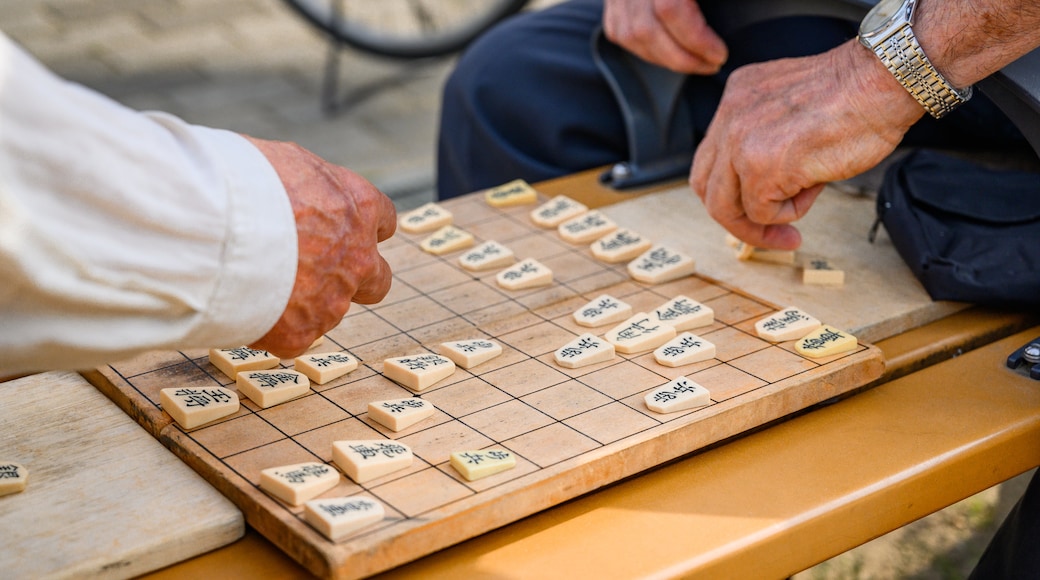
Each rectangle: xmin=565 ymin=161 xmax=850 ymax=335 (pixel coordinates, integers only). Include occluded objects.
xmin=283 ymin=0 xmax=530 ymax=59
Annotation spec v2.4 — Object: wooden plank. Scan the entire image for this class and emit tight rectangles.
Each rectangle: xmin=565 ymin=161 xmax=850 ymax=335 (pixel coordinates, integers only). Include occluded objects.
xmin=0 ymin=371 xmax=243 ymax=579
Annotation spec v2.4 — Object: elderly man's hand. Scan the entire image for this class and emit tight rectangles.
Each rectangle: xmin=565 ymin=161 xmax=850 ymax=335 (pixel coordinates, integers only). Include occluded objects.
xmin=689 ymin=41 xmax=923 ymax=249
xmin=244 ymin=137 xmax=396 ymax=358
xmin=603 ymin=0 xmax=727 ymax=74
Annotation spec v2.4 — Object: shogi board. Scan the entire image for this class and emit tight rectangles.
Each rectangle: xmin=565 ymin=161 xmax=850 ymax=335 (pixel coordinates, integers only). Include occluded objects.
xmin=87 ymin=188 xmax=884 ymax=579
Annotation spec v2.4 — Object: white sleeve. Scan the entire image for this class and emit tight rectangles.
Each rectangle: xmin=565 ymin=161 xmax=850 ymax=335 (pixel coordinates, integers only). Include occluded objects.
xmin=0 ymin=32 xmax=298 ymax=373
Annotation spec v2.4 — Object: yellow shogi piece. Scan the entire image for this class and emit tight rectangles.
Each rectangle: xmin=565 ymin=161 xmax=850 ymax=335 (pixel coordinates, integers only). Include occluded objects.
xmin=553 ymin=332 xmax=615 ymax=369
xmin=724 ymin=232 xmax=742 ymax=248
xmin=208 ymin=346 xmax=279 ymax=379
xmin=0 ymin=463 xmax=29 ymax=497
xmin=795 ymin=325 xmax=858 ymax=358
xmin=627 ymin=245 xmax=696 ymax=284
xmin=398 ymin=202 xmax=453 ymax=234
xmin=750 ymin=248 xmax=796 ymax=264
xmin=294 ymin=352 xmax=359 ymax=385
xmin=652 ymin=333 xmax=716 ymax=367
xmin=644 ymin=376 xmax=711 ymax=413
xmin=590 ymin=228 xmax=653 ymax=263
xmin=160 ymin=386 xmax=239 ymax=429
xmin=754 ymin=307 xmax=822 ymax=342
xmin=439 ymin=339 xmax=503 ymax=369
xmin=420 ymin=225 xmax=475 ymax=255
xmin=259 ymin=462 xmax=340 ymax=506
xmin=572 ymin=294 xmax=633 ymax=328
xmin=735 ymin=242 xmax=756 ymax=260
xmin=304 ymin=496 xmax=384 ymax=541
xmin=383 ymin=354 xmax=456 ymax=392
xmin=450 ymin=449 xmax=516 ymax=481
xmin=332 ymin=440 xmax=413 ymax=483
xmin=605 ymin=313 xmax=677 ymax=354
xmin=530 ymin=195 xmax=588 ymax=228
xmin=236 ymin=369 xmax=311 ymax=408
xmin=650 ymin=295 xmax=714 ymax=331
xmin=496 ymin=258 xmax=553 ymax=290
xmin=485 ymin=179 xmax=538 ymax=207
xmin=458 ymin=240 xmax=515 ymax=271
xmin=367 ymin=398 xmax=436 ymax=432
xmin=557 ymin=210 xmax=617 ymax=244
xmin=803 ymin=258 xmax=846 ymax=286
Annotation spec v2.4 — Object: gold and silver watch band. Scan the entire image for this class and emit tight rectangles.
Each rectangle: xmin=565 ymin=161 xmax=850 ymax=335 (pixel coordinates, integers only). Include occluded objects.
xmin=871 ymin=25 xmax=973 ymax=119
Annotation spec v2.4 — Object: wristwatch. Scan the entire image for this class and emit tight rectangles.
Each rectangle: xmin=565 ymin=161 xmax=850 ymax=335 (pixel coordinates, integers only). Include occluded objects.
xmin=858 ymin=0 xmax=972 ymax=118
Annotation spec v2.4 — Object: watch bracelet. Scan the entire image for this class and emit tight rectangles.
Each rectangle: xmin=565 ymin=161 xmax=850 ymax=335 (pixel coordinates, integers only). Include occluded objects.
xmin=873 ymin=25 xmax=973 ymax=118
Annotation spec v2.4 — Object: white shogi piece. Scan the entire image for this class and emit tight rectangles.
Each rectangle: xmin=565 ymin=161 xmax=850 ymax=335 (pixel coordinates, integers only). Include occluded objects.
xmin=644 ymin=376 xmax=711 ymax=413
xmin=650 ymin=295 xmax=714 ymax=331
xmin=572 ymin=294 xmax=633 ymax=328
xmin=383 ymin=354 xmax=456 ymax=392
xmin=398 ymin=202 xmax=453 ymax=234
xmin=332 ymin=440 xmax=413 ymax=483
xmin=294 ymin=352 xmax=359 ymax=385
xmin=530 ymin=195 xmax=588 ymax=228
xmin=160 ymin=386 xmax=239 ymax=429
xmin=367 ymin=398 xmax=436 ymax=432
xmin=304 ymin=496 xmax=385 ymax=541
xmin=0 ymin=463 xmax=28 ymax=497
xmin=458 ymin=240 xmax=515 ymax=271
xmin=627 ymin=245 xmax=696 ymax=284
xmin=795 ymin=325 xmax=858 ymax=358
xmin=803 ymin=258 xmax=846 ymax=286
xmin=259 ymin=462 xmax=340 ymax=506
xmin=439 ymin=339 xmax=503 ymax=369
xmin=557 ymin=210 xmax=617 ymax=244
xmin=208 ymin=346 xmax=279 ymax=379
xmin=589 ymin=228 xmax=653 ymax=263
xmin=485 ymin=178 xmax=538 ymax=207
xmin=420 ymin=225 xmax=475 ymax=255
xmin=496 ymin=258 xmax=553 ymax=290
xmin=754 ymin=307 xmax=822 ymax=342
xmin=236 ymin=369 xmax=311 ymax=408
xmin=653 ymin=333 xmax=716 ymax=367
xmin=449 ymin=449 xmax=517 ymax=481
xmin=604 ymin=313 xmax=677 ymax=354
xmin=553 ymin=332 xmax=616 ymax=369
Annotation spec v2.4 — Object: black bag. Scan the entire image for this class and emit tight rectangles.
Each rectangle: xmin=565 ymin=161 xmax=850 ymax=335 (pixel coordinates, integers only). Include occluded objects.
xmin=872 ymin=149 xmax=1040 ymax=308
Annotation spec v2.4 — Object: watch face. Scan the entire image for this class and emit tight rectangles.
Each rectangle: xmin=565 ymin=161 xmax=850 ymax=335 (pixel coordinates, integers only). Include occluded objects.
xmin=861 ymin=0 xmax=906 ymax=36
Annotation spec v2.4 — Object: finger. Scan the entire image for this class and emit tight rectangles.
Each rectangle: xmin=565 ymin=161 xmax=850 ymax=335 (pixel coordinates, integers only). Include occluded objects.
xmin=657 ymin=0 xmax=727 ymax=70
xmin=372 ymin=190 xmax=397 ymax=242
xmin=351 ymin=254 xmax=393 ymax=305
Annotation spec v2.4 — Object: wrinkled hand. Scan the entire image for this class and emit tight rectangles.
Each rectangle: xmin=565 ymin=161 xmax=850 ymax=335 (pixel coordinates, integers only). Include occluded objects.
xmin=603 ymin=0 xmax=727 ymax=74
xmin=245 ymin=136 xmax=396 ymax=358
xmin=689 ymin=41 xmax=923 ymax=249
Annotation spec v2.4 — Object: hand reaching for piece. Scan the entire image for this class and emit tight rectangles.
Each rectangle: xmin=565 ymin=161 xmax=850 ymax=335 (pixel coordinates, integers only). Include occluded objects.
xmin=244 ymin=136 xmax=396 ymax=358
xmin=603 ymin=0 xmax=727 ymax=74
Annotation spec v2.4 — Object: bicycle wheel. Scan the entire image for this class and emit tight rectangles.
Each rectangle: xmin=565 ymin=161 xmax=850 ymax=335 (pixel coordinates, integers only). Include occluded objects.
xmin=283 ymin=0 xmax=530 ymax=59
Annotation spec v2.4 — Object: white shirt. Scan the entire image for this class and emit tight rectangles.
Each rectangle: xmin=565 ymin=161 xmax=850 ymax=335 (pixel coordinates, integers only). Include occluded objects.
xmin=0 ymin=32 xmax=298 ymax=374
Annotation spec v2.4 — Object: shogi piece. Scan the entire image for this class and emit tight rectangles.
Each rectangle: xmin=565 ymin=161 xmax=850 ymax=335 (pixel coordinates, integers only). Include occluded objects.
xmin=590 ymin=228 xmax=653 ymax=263
xmin=485 ymin=179 xmax=538 ymax=207
xmin=398 ymin=202 xmax=453 ymax=234
xmin=572 ymin=294 xmax=633 ymax=328
xmin=458 ymin=240 xmax=515 ymax=271
xmin=557 ymin=210 xmax=617 ymax=244
xmin=530 ymin=195 xmax=588 ymax=228
xmin=653 ymin=333 xmax=716 ymax=367
xmin=605 ymin=313 xmax=677 ymax=354
xmin=795 ymin=325 xmax=858 ymax=358
xmin=750 ymin=248 xmax=796 ymax=264
xmin=0 ymin=463 xmax=28 ymax=497
xmin=236 ymin=369 xmax=311 ymax=408
xmin=259 ymin=462 xmax=340 ymax=506
xmin=735 ymin=242 xmax=756 ymax=260
xmin=439 ymin=339 xmax=503 ymax=369
xmin=420 ymin=225 xmax=475 ymax=255
xmin=627 ymin=245 xmax=696 ymax=284
xmin=496 ymin=258 xmax=553 ymax=290
xmin=803 ymin=258 xmax=845 ymax=286
xmin=554 ymin=333 xmax=616 ymax=369
xmin=644 ymin=376 xmax=711 ymax=413
xmin=304 ymin=496 xmax=384 ymax=541
xmin=367 ymin=398 xmax=436 ymax=432
xmin=724 ymin=232 xmax=742 ymax=248
xmin=651 ymin=295 xmax=714 ymax=331
xmin=294 ymin=352 xmax=359 ymax=385
xmin=383 ymin=354 xmax=456 ymax=392
xmin=332 ymin=440 xmax=413 ymax=483
xmin=160 ymin=386 xmax=239 ymax=429
xmin=208 ymin=346 xmax=279 ymax=379
xmin=754 ymin=307 xmax=822 ymax=342
xmin=450 ymin=449 xmax=516 ymax=481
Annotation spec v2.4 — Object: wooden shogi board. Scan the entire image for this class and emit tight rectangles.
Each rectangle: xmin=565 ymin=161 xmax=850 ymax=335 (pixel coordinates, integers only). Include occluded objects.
xmin=88 ymin=188 xmax=884 ymax=579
